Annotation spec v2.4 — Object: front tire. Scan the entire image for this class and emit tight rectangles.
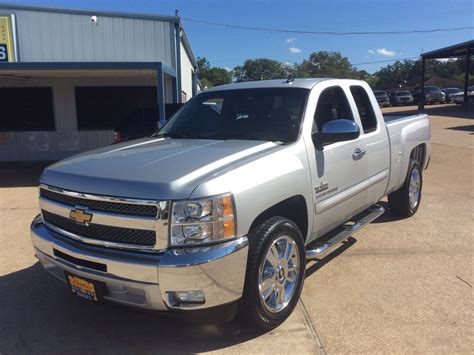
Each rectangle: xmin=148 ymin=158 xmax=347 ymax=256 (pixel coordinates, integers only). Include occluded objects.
xmin=388 ymin=160 xmax=422 ymax=217
xmin=238 ymin=216 xmax=306 ymax=330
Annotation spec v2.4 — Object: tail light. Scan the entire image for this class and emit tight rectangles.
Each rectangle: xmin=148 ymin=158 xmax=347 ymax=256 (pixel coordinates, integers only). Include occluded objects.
xmin=114 ymin=131 xmax=122 ymax=144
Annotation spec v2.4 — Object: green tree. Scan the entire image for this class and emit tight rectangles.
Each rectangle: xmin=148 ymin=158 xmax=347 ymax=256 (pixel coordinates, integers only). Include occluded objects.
xmin=374 ymin=60 xmax=418 ymax=89
xmin=233 ymin=58 xmax=287 ymax=82
xmin=197 ymin=57 xmax=232 ymax=87
xmin=366 ymin=75 xmax=379 ymax=89
xmin=295 ymin=51 xmax=361 ymax=79
xmin=373 ymin=57 xmax=473 ymax=90
xmin=197 ymin=57 xmax=211 ymax=74
xmin=357 ymin=70 xmax=371 ymax=81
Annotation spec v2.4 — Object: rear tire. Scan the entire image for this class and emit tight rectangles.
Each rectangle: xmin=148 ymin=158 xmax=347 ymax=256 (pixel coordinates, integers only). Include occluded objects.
xmin=388 ymin=160 xmax=422 ymax=217
xmin=238 ymin=216 xmax=306 ymax=330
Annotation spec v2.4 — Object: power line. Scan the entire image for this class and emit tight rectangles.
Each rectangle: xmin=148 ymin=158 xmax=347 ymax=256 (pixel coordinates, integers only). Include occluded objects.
xmin=354 ymin=57 xmax=419 ymax=65
xmin=182 ymin=17 xmax=474 ymax=36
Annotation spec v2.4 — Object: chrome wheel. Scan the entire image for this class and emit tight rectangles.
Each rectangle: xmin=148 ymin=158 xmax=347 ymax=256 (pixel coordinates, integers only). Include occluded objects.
xmin=258 ymin=235 xmax=300 ymax=313
xmin=408 ymin=168 xmax=421 ymax=209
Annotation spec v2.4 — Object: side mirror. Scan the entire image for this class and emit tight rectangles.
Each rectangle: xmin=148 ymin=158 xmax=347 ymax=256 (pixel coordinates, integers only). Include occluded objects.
xmin=312 ymin=119 xmax=360 ymax=146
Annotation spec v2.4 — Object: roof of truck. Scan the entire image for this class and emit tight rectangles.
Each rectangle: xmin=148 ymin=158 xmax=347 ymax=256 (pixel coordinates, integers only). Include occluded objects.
xmin=205 ymin=78 xmax=334 ymax=92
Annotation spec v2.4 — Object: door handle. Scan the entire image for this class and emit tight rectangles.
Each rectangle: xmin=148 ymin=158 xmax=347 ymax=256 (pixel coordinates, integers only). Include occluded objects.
xmin=352 ymin=148 xmax=366 ymax=161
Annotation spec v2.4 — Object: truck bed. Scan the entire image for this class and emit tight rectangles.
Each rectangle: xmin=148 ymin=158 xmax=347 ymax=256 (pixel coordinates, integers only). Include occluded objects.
xmin=383 ymin=113 xmax=431 ymax=195
xmin=383 ymin=113 xmax=424 ymax=123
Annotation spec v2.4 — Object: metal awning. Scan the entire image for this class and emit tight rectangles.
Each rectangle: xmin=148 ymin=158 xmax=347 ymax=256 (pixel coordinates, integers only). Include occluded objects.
xmin=421 ymin=40 xmax=474 ymax=59
xmin=419 ymin=40 xmax=473 ymax=108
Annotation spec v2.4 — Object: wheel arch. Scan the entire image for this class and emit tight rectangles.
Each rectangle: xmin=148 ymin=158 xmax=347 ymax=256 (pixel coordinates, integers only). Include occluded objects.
xmin=248 ymin=195 xmax=309 ymax=243
xmin=410 ymin=143 xmax=427 ymax=168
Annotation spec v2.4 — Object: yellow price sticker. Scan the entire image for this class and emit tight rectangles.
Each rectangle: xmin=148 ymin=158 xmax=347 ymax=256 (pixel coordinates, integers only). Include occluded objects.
xmin=0 ymin=16 xmax=15 ymax=62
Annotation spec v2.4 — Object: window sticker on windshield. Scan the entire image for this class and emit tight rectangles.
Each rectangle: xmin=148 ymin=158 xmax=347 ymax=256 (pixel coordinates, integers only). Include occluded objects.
xmin=236 ymin=114 xmax=249 ymax=120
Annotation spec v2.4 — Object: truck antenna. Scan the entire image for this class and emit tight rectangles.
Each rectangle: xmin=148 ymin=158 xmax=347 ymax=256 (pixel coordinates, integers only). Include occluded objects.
xmin=286 ymin=74 xmax=294 ymax=83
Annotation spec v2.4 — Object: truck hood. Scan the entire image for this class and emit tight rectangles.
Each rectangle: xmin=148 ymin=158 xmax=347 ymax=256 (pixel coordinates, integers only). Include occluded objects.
xmin=40 ymin=138 xmax=280 ymax=200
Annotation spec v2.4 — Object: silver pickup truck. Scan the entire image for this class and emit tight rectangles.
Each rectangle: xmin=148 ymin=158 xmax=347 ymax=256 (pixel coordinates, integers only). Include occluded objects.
xmin=30 ymin=78 xmax=431 ymax=329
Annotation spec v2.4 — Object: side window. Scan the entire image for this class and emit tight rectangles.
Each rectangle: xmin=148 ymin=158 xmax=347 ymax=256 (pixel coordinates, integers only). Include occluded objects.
xmin=314 ymin=86 xmax=353 ymax=131
xmin=350 ymin=86 xmax=377 ymax=133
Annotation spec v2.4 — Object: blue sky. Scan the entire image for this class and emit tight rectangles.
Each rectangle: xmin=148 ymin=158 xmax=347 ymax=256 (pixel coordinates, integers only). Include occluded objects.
xmin=7 ymin=0 xmax=474 ymax=73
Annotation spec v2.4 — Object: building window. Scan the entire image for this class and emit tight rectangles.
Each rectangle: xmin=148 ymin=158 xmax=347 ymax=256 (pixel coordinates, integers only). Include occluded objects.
xmin=0 ymin=87 xmax=54 ymax=131
xmin=75 ymin=86 xmax=157 ymax=130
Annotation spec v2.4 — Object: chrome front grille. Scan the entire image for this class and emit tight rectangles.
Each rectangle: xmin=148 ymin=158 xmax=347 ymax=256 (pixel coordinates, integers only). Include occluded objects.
xmin=40 ymin=188 xmax=158 ymax=217
xmin=39 ymin=184 xmax=169 ymax=251
xmin=42 ymin=210 xmax=156 ymax=246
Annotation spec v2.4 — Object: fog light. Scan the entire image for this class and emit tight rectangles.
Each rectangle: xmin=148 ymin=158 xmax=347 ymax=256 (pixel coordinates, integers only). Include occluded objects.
xmin=168 ymin=290 xmax=205 ymax=306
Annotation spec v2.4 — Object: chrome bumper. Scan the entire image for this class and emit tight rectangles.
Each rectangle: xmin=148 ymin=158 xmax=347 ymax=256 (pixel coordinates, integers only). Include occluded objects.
xmin=31 ymin=215 xmax=249 ymax=311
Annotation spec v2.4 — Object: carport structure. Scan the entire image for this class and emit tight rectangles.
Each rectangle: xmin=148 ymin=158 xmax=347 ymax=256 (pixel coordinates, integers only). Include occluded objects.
xmin=419 ymin=40 xmax=473 ymax=109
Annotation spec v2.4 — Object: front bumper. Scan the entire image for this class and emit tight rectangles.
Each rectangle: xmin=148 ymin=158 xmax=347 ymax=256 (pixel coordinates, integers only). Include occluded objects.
xmin=31 ymin=215 xmax=249 ymax=311
xmin=425 ymin=96 xmax=445 ymax=104
xmin=396 ymin=99 xmax=413 ymax=105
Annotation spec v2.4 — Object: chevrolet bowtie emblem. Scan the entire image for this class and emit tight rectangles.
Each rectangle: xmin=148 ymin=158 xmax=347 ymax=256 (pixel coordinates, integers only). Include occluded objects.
xmin=69 ymin=208 xmax=93 ymax=225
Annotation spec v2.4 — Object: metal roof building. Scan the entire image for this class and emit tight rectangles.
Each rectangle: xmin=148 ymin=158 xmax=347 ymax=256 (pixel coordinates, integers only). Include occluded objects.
xmin=0 ymin=3 xmax=198 ymax=161
xmin=419 ymin=40 xmax=473 ymax=109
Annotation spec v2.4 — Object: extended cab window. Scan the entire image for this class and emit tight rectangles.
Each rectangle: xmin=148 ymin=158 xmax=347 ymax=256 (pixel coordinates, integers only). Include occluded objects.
xmin=350 ymin=86 xmax=377 ymax=133
xmin=314 ymin=86 xmax=353 ymax=131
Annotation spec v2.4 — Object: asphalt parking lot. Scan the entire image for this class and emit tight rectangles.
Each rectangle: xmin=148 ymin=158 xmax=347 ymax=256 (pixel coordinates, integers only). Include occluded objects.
xmin=0 ymin=104 xmax=472 ymax=354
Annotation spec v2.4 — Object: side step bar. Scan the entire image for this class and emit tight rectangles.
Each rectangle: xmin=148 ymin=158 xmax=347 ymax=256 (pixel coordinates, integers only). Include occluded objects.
xmin=305 ymin=204 xmax=385 ymax=260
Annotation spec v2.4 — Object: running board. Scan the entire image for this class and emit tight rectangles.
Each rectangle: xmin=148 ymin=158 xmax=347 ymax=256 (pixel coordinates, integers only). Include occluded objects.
xmin=305 ymin=204 xmax=385 ymax=260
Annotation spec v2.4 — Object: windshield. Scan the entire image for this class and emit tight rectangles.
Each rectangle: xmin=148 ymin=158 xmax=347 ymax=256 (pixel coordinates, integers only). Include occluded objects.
xmin=425 ymin=86 xmax=442 ymax=93
xmin=446 ymin=88 xmax=461 ymax=93
xmin=156 ymin=88 xmax=309 ymax=143
xmin=396 ymin=91 xmax=411 ymax=96
xmin=373 ymin=91 xmax=386 ymax=97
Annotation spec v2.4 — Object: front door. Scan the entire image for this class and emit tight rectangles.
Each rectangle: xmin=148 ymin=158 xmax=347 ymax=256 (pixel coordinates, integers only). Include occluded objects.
xmin=307 ymin=85 xmax=368 ymax=238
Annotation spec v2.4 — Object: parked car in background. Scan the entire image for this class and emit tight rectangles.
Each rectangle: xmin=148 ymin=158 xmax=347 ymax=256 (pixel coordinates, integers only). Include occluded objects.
xmin=440 ymin=90 xmax=446 ymax=103
xmin=373 ymin=90 xmax=390 ymax=107
xmin=413 ymin=86 xmax=446 ymax=105
xmin=114 ymin=104 xmax=184 ymax=143
xmin=443 ymin=88 xmax=462 ymax=103
xmin=468 ymin=85 xmax=474 ymax=103
xmin=450 ymin=91 xmax=464 ymax=105
xmin=388 ymin=90 xmax=414 ymax=106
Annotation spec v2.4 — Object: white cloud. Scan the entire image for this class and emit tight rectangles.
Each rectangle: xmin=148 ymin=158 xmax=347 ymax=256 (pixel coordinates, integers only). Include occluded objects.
xmin=289 ymin=47 xmax=302 ymax=54
xmin=224 ymin=67 xmax=232 ymax=72
xmin=376 ymin=48 xmax=397 ymax=57
xmin=368 ymin=49 xmax=375 ymax=55
xmin=286 ymin=37 xmax=296 ymax=43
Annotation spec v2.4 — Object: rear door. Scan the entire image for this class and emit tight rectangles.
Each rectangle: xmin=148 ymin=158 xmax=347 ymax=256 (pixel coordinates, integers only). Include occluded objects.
xmin=348 ymin=85 xmax=390 ymax=206
xmin=307 ymin=85 xmax=368 ymax=237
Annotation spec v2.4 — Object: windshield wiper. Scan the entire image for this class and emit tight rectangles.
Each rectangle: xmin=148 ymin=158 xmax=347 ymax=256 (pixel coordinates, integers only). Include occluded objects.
xmin=154 ymin=131 xmax=284 ymax=143
xmin=153 ymin=131 xmax=195 ymax=139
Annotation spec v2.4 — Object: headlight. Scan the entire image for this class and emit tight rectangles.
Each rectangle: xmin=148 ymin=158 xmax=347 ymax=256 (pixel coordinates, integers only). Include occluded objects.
xmin=170 ymin=193 xmax=235 ymax=246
